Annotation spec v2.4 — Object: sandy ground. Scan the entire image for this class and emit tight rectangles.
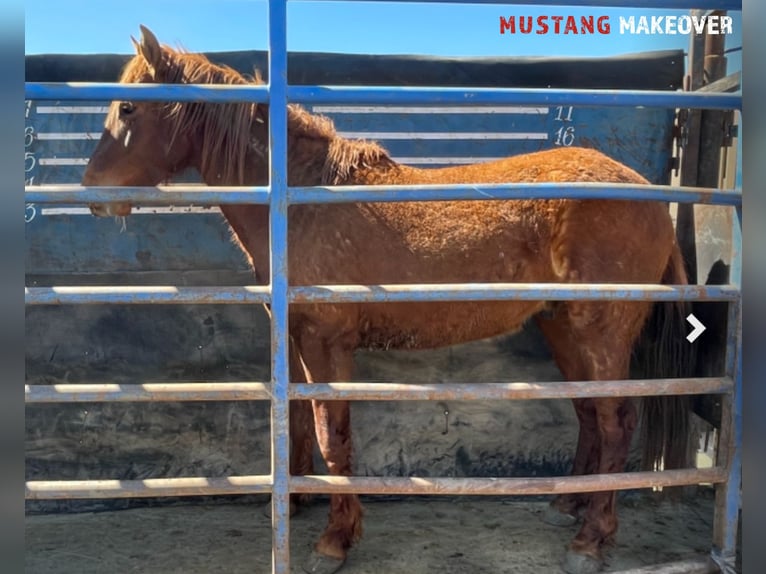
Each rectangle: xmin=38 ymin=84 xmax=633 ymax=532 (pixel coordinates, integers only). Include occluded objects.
xmin=26 ymin=492 xmax=723 ymax=574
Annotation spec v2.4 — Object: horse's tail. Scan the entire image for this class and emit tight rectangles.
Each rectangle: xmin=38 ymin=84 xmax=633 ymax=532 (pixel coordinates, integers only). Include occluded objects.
xmin=635 ymin=241 xmax=697 ymax=473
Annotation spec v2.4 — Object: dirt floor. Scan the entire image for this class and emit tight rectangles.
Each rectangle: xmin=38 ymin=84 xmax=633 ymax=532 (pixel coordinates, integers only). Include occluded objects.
xmin=26 ymin=492 xmax=721 ymax=574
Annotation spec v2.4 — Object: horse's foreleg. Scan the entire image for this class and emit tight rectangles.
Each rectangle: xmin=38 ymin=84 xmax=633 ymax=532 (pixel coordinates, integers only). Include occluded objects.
xmin=296 ymin=331 xmax=363 ymax=574
xmin=310 ymin=398 xmax=363 ymax=558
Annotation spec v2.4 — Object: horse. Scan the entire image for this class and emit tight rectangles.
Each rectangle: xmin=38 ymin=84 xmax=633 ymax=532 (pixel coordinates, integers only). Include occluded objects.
xmin=83 ymin=25 xmax=695 ymax=574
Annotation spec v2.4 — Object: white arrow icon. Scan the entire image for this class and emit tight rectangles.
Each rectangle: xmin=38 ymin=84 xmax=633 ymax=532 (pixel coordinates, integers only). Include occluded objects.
xmin=686 ymin=313 xmax=706 ymax=343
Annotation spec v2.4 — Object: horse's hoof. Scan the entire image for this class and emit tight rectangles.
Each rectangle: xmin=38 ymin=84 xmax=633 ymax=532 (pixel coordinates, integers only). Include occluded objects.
xmin=302 ymin=550 xmax=346 ymax=574
xmin=542 ymin=505 xmax=579 ymax=527
xmin=562 ymin=550 xmax=603 ymax=574
xmin=261 ymin=500 xmax=298 ymax=519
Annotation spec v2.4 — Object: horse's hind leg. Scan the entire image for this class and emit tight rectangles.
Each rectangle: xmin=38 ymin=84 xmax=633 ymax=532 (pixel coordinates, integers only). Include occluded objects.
xmin=536 ymin=312 xmax=599 ymax=526
xmin=559 ymin=301 xmax=647 ymax=574
xmin=296 ymin=328 xmax=363 ymax=574
xmin=291 ymin=399 xmax=316 ymax=501
xmin=546 ymin=399 xmax=599 ymax=526
xmin=564 ymin=396 xmax=637 ymax=574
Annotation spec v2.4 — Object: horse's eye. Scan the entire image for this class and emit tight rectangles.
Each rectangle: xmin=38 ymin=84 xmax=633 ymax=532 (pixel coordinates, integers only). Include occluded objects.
xmin=119 ymin=102 xmax=135 ymax=117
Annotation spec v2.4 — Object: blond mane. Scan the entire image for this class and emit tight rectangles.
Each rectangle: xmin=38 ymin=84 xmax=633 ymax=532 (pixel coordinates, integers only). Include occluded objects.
xmin=114 ymin=44 xmax=393 ymax=185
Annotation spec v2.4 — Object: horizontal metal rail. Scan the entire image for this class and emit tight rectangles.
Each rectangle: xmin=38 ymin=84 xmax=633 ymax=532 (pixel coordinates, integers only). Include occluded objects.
xmin=289 ymin=86 xmax=742 ymax=110
xmin=25 ymin=377 xmax=733 ymax=403
xmin=290 ymin=378 xmax=732 ymax=401
xmin=302 ymin=0 xmax=741 ymax=9
xmin=25 ymin=467 xmax=726 ymax=500
xmin=24 ymin=283 xmax=740 ymax=306
xmin=26 ymin=182 xmax=743 ymax=207
xmin=287 ymin=182 xmax=742 ymax=206
xmin=25 ymin=82 xmax=271 ymax=103
xmin=288 ymin=283 xmax=740 ymax=303
xmin=25 ymin=286 xmax=271 ymax=306
xmin=24 ymin=83 xmax=741 ymax=110
xmin=26 ymin=382 xmax=273 ymax=403
xmin=26 ymin=476 xmax=273 ymax=499
xmin=25 ymin=185 xmax=271 ymax=206
xmin=290 ymin=468 xmax=727 ymax=495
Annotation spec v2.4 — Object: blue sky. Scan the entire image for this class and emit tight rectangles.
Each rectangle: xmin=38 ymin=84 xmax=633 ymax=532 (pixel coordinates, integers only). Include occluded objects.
xmin=25 ymin=1 xmax=741 ymax=72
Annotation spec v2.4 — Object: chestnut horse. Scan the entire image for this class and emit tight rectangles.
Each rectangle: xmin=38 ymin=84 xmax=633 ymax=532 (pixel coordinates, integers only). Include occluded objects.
xmin=83 ymin=26 xmax=694 ymax=574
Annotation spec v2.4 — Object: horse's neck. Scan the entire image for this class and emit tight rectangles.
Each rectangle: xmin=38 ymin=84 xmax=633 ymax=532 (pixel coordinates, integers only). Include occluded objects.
xmin=197 ymin=129 xmax=273 ymax=283
xmin=284 ymin=106 xmax=395 ymax=186
xmin=200 ymin=106 xmax=392 ymax=283
xmin=219 ymin=203 xmax=272 ymax=284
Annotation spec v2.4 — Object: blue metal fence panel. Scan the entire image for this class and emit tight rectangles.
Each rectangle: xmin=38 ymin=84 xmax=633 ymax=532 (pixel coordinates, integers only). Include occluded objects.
xmin=24 ymin=1 xmax=743 ymax=573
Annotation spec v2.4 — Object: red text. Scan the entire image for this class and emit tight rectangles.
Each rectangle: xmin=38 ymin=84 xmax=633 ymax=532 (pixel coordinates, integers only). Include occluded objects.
xmin=500 ymin=15 xmax=611 ymax=35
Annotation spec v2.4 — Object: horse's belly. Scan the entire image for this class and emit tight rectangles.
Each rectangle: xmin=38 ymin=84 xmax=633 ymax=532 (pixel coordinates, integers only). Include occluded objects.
xmin=359 ymin=300 xmax=546 ymax=350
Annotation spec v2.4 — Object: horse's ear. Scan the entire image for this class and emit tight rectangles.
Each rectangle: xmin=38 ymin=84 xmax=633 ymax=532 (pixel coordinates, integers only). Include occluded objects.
xmin=130 ymin=36 xmax=140 ymax=54
xmin=137 ymin=25 xmax=164 ymax=78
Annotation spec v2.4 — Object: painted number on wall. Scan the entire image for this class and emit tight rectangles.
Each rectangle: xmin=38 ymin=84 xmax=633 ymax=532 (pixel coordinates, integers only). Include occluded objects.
xmin=25 ymin=100 xmax=36 ymax=222
xmin=553 ymin=106 xmax=576 ymax=147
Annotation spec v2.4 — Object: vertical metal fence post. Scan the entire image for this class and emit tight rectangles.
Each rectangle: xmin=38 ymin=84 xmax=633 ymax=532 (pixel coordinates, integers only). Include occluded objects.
xmin=712 ymin=204 xmax=742 ymax=572
xmin=268 ymin=0 xmax=291 ymax=572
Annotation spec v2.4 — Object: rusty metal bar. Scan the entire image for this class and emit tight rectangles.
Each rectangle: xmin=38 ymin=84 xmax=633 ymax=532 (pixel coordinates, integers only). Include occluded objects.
xmin=290 ymin=468 xmax=725 ymax=495
xmin=289 ymin=378 xmax=732 ymax=401
xmin=25 ymin=467 xmax=725 ymax=501
xmin=26 ymin=476 xmax=273 ymax=499
xmin=24 ymin=377 xmax=732 ymax=404
xmin=24 ymin=382 xmax=272 ymax=403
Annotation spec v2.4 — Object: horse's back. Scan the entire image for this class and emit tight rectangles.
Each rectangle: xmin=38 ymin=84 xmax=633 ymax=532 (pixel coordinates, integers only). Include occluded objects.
xmin=365 ymin=146 xmax=649 ymax=187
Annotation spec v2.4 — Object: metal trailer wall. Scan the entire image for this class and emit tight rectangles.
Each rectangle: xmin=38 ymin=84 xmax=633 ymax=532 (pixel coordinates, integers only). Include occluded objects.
xmin=25 ymin=1 xmax=742 ymax=572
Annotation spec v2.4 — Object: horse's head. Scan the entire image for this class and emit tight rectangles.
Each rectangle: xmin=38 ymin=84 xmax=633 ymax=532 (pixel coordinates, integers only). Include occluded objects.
xmin=83 ymin=26 xmax=199 ymax=217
